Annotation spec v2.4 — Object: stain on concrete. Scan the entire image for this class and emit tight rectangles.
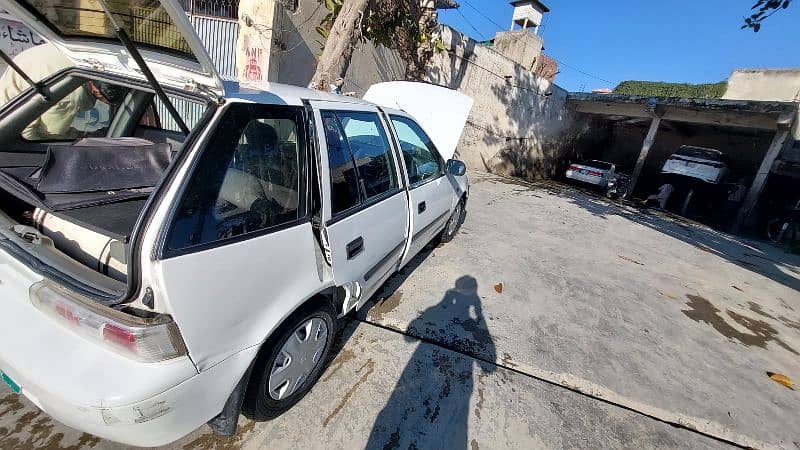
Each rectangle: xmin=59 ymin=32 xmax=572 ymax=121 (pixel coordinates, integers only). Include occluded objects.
xmin=322 ymin=359 xmax=374 ymax=427
xmin=747 ymin=302 xmax=776 ymax=320
xmin=618 ymin=255 xmax=644 ymax=266
xmin=0 ymin=394 xmax=24 ymax=417
xmin=778 ymin=315 xmax=800 ymax=331
xmin=682 ymin=295 xmax=798 ymax=355
xmin=321 ymin=348 xmax=356 ymax=382
xmin=656 ymin=290 xmax=677 ymax=300
xmin=0 ymin=394 xmax=100 ymax=450
xmin=471 ymin=438 xmax=480 ymax=450
xmin=474 ymin=372 xmax=487 ymax=419
xmin=181 ymin=419 xmax=256 ymax=449
xmin=368 ymin=291 xmax=403 ymax=322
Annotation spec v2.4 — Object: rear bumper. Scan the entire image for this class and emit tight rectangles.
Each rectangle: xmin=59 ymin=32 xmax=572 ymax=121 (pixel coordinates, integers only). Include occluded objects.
xmin=0 ymin=248 xmax=257 ymax=446
xmin=565 ymin=171 xmax=606 ymax=186
xmin=1 ymin=346 xmax=257 ymax=447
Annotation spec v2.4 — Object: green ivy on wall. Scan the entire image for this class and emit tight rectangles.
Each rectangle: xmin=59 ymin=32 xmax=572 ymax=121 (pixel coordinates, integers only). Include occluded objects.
xmin=613 ymin=81 xmax=728 ymax=99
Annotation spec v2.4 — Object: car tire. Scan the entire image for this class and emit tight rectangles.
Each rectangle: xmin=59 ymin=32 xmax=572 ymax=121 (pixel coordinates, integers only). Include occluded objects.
xmin=243 ymin=302 xmax=336 ymax=421
xmin=440 ymin=198 xmax=466 ymax=244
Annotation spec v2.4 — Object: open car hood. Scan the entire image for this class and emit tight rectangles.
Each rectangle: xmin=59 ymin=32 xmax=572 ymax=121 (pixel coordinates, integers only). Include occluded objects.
xmin=0 ymin=0 xmax=223 ymax=97
xmin=364 ymin=81 xmax=473 ymax=161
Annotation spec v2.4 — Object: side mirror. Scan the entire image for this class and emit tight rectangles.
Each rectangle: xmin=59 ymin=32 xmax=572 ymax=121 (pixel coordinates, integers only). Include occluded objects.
xmin=446 ymin=159 xmax=466 ymax=176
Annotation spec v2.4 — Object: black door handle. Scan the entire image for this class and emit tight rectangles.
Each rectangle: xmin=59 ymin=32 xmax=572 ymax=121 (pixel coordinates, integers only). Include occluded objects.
xmin=346 ymin=237 xmax=364 ymax=260
xmin=418 ymin=201 xmax=426 ymax=214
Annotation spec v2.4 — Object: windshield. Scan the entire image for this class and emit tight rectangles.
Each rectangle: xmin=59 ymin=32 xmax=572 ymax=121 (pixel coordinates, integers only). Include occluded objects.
xmin=585 ymin=160 xmax=613 ymax=170
xmin=20 ymin=0 xmax=194 ymax=59
xmin=675 ymin=146 xmax=723 ymax=161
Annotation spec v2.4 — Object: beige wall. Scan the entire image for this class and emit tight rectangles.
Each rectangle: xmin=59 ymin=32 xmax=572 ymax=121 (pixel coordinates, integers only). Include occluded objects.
xmin=423 ymin=26 xmax=578 ymax=178
xmin=724 ymin=69 xmax=800 ymax=139
xmin=491 ymin=30 xmax=543 ymax=71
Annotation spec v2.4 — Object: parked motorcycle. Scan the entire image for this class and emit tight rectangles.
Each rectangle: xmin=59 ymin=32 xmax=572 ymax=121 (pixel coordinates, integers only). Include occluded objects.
xmin=606 ymin=173 xmax=630 ymax=200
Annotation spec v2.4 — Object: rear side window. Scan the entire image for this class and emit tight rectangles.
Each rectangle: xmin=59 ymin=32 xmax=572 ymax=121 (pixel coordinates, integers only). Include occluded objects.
xmin=166 ymin=103 xmax=304 ymax=252
xmin=322 ymin=110 xmax=398 ymax=216
xmin=389 ymin=115 xmax=444 ymax=186
xmin=22 ymin=79 xmax=130 ymax=142
xmin=675 ymin=146 xmax=723 ymax=161
xmin=587 ymin=160 xmax=613 ymax=170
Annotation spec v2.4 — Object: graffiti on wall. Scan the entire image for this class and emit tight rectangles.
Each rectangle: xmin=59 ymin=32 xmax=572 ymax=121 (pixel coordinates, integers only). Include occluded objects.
xmin=0 ymin=15 xmax=44 ymax=58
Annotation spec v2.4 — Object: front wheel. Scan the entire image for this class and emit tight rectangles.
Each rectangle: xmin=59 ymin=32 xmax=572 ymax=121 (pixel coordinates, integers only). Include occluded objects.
xmin=767 ymin=218 xmax=791 ymax=243
xmin=244 ymin=303 xmax=336 ymax=420
xmin=440 ymin=198 xmax=465 ymax=243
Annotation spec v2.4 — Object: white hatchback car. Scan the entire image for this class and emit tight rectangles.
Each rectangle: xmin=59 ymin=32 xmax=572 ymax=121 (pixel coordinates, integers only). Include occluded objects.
xmin=0 ymin=1 xmax=470 ymax=446
xmin=565 ymin=160 xmax=616 ymax=188
xmin=661 ymin=145 xmax=729 ymax=184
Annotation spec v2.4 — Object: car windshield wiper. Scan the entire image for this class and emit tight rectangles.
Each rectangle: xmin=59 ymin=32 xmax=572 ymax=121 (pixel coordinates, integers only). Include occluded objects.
xmin=0 ymin=48 xmax=50 ymax=101
xmin=96 ymin=0 xmax=190 ymax=135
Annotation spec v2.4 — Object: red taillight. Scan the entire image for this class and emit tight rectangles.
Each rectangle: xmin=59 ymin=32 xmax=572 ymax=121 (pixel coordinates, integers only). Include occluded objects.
xmin=56 ymin=303 xmax=80 ymax=325
xmin=30 ymin=281 xmax=187 ymax=362
xmin=568 ymin=165 xmax=580 ymax=171
xmin=103 ymin=323 xmax=138 ymax=351
xmin=587 ymin=170 xmax=603 ymax=177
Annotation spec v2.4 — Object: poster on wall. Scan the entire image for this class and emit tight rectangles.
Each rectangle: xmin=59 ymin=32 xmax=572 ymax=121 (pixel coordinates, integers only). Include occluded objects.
xmin=0 ymin=11 xmax=45 ymax=74
xmin=236 ymin=0 xmax=275 ymax=83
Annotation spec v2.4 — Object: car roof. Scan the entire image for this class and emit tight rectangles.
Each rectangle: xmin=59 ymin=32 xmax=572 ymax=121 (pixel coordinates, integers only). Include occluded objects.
xmin=678 ymin=145 xmax=722 ymax=154
xmin=222 ymin=80 xmax=379 ymax=107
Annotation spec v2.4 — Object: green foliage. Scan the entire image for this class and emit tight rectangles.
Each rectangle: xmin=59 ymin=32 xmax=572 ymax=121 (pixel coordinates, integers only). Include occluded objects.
xmin=613 ymin=81 xmax=728 ymax=99
xmin=743 ymin=0 xmax=792 ymax=32
xmin=315 ymin=0 xmax=437 ymax=79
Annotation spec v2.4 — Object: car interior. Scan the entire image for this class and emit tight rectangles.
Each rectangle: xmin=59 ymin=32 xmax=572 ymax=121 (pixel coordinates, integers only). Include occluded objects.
xmin=0 ymin=71 xmax=210 ymax=281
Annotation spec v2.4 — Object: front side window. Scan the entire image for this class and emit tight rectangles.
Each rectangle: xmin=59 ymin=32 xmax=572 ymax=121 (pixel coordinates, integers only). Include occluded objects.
xmin=22 ymin=79 xmax=129 ymax=141
xmin=389 ymin=115 xmax=444 ymax=186
xmin=166 ymin=103 xmax=303 ymax=251
xmin=323 ymin=110 xmax=398 ymax=216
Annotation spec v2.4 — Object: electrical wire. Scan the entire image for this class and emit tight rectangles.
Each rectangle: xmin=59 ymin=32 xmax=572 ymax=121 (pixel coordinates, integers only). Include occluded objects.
xmin=453 ymin=1 xmax=619 ymax=87
xmin=549 ymin=56 xmax=617 ymax=86
xmin=455 ymin=8 xmax=488 ymax=41
xmin=461 ymin=0 xmax=506 ymax=32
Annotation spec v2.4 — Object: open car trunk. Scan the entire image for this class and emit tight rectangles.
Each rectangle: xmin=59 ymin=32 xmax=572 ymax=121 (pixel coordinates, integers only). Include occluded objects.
xmin=0 ymin=137 xmax=172 ymax=284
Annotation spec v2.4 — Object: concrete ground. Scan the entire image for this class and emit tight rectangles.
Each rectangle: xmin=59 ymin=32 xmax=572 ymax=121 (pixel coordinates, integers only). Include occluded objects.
xmin=1 ymin=171 xmax=799 ymax=449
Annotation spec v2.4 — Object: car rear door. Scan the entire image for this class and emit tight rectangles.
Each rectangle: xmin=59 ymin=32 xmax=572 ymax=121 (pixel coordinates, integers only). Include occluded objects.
xmin=310 ymin=100 xmax=409 ymax=311
xmin=386 ymin=113 xmax=458 ymax=266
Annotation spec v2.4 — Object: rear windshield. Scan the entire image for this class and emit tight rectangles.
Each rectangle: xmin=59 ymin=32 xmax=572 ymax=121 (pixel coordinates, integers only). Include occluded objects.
xmin=20 ymin=0 xmax=194 ymax=59
xmin=675 ymin=146 xmax=723 ymax=161
xmin=585 ymin=160 xmax=613 ymax=170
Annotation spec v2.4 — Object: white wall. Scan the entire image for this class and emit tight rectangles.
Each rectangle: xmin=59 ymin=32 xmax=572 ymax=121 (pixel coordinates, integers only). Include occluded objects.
xmin=724 ymin=69 xmax=800 ymax=139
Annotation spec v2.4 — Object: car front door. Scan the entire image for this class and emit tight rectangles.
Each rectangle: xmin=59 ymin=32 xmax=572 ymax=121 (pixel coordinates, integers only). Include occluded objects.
xmin=311 ymin=101 xmax=409 ymax=312
xmin=387 ymin=114 xmax=457 ymax=266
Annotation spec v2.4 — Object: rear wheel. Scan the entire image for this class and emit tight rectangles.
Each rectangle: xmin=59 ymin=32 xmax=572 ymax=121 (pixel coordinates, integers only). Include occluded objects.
xmin=244 ymin=303 xmax=336 ymax=420
xmin=440 ymin=198 xmax=465 ymax=243
xmin=767 ymin=218 xmax=791 ymax=243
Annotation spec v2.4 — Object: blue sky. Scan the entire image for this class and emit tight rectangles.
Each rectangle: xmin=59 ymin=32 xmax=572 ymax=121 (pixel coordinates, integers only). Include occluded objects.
xmin=438 ymin=0 xmax=800 ymax=92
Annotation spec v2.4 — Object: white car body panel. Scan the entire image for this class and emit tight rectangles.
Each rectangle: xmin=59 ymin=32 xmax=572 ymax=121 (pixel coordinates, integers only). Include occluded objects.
xmin=363 ymin=81 xmax=474 ymax=160
xmin=0 ymin=0 xmax=224 ymax=96
xmin=310 ymin=100 xmax=411 ymax=311
xmin=156 ymin=223 xmax=325 ymax=371
xmin=661 ymin=155 xmax=728 ymax=184
xmin=565 ymin=163 xmax=615 ymax=187
xmin=0 ymin=65 xmax=469 ymax=445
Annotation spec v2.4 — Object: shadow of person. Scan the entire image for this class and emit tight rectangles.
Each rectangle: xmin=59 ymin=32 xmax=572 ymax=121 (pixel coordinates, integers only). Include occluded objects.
xmin=365 ymin=276 xmax=496 ymax=450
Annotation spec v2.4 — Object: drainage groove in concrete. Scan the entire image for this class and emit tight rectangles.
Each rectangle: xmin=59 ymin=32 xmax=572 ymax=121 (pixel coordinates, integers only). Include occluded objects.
xmin=351 ymin=317 xmax=775 ymax=450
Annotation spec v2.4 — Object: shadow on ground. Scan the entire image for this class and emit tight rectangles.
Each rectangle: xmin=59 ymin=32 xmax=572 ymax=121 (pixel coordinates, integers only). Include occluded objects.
xmin=478 ymin=174 xmax=800 ymax=294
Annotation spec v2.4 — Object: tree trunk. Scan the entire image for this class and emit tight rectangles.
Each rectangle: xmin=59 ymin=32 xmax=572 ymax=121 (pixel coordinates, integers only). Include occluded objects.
xmin=311 ymin=0 xmax=371 ymax=91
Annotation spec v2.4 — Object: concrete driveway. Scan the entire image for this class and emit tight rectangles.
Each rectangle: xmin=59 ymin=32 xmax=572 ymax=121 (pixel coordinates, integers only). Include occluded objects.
xmin=1 ymin=171 xmax=798 ymax=449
